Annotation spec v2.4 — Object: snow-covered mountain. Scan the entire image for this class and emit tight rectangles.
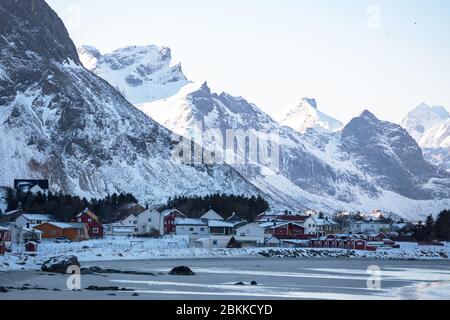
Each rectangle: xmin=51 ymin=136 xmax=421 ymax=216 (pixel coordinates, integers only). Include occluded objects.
xmin=0 ymin=0 xmax=264 ymax=206
xmin=82 ymin=44 xmax=450 ymax=219
xmin=401 ymin=103 xmax=450 ymax=148
xmin=77 ymin=45 xmax=189 ymax=104
xmin=401 ymin=103 xmax=450 ymax=172
xmin=277 ymin=98 xmax=343 ymax=133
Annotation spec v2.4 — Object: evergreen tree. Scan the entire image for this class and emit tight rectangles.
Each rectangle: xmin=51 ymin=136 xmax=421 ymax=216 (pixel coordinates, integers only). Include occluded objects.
xmin=435 ymin=210 xmax=450 ymax=241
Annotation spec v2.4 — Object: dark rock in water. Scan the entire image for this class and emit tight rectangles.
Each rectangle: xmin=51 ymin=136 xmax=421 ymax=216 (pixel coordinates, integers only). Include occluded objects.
xmin=85 ymin=286 xmax=133 ymax=292
xmin=81 ymin=266 xmax=156 ymax=276
xmin=53 ymin=288 xmax=62 ymax=291
xmin=0 ymin=286 xmax=8 ymax=293
xmin=250 ymin=281 xmax=258 ymax=286
xmin=108 ymin=293 xmax=116 ymax=296
xmin=169 ymin=266 xmax=195 ymax=276
xmin=41 ymin=256 xmax=80 ymax=274
xmin=235 ymin=282 xmax=246 ymax=286
xmin=132 ymin=293 xmax=140 ymax=296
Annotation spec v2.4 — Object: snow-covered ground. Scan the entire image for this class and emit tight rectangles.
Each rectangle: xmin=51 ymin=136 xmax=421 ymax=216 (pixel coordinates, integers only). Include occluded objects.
xmin=1 ymin=238 xmax=448 ymax=272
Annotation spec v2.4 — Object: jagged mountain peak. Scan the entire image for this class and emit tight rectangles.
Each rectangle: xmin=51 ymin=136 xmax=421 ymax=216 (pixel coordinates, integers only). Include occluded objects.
xmin=78 ymin=43 xmax=189 ymax=104
xmin=302 ymin=97 xmax=318 ymax=109
xmin=277 ymin=97 xmax=343 ymax=133
xmin=359 ymin=109 xmax=378 ymax=121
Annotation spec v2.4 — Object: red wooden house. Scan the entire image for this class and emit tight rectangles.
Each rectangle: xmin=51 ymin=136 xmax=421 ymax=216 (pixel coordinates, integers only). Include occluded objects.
xmin=262 ymin=221 xmax=306 ymax=239
xmin=161 ymin=209 xmax=186 ymax=235
xmin=0 ymin=226 xmax=11 ymax=255
xmin=75 ymin=209 xmax=104 ymax=239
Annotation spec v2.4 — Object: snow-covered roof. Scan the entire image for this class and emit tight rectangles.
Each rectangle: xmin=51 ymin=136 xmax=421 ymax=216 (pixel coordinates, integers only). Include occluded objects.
xmin=351 ymin=220 xmax=390 ymax=225
xmin=200 ymin=209 xmax=224 ymax=221
xmin=161 ymin=208 xmax=186 ymax=217
xmin=4 ymin=209 xmax=23 ymax=216
xmin=259 ymin=221 xmax=305 ymax=229
xmin=43 ymin=222 xmax=85 ymax=229
xmin=315 ymin=218 xmax=338 ymax=226
xmin=0 ymin=226 xmax=10 ymax=231
xmin=208 ymin=220 xmax=234 ymax=228
xmin=236 ymin=223 xmax=264 ymax=230
xmin=176 ymin=218 xmax=207 ymax=226
xmin=20 ymin=214 xmax=53 ymax=221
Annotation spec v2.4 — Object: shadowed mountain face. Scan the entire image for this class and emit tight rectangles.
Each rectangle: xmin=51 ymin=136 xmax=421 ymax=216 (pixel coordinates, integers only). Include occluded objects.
xmin=341 ymin=111 xmax=449 ymax=199
xmin=0 ymin=0 xmax=263 ymax=205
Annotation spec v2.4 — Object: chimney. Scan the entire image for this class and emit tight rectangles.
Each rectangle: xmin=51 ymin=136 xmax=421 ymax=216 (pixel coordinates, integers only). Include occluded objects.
xmin=26 ymin=222 xmax=30 ymax=229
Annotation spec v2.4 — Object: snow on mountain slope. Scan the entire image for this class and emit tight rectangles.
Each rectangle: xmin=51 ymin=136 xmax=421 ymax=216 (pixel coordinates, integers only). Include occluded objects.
xmin=77 ymin=45 xmax=189 ymax=104
xmin=78 ymin=48 xmax=450 ymax=218
xmin=401 ymin=103 xmax=450 ymax=148
xmin=401 ymin=103 xmax=450 ymax=172
xmin=277 ymin=98 xmax=343 ymax=133
xmin=0 ymin=0 xmax=264 ymax=206
xmin=136 ymin=81 xmax=450 ymax=218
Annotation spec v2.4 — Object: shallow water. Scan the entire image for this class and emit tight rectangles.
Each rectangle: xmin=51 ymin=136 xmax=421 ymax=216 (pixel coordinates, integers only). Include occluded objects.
xmin=1 ymin=257 xmax=449 ymax=300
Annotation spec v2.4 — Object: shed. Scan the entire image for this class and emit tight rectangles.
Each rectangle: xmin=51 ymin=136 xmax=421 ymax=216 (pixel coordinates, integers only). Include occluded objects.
xmin=25 ymin=241 xmax=38 ymax=252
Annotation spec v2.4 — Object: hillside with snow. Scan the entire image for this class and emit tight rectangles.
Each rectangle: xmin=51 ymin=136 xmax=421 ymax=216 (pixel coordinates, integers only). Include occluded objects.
xmin=277 ymin=98 xmax=343 ymax=133
xmin=0 ymin=0 xmax=265 ymax=207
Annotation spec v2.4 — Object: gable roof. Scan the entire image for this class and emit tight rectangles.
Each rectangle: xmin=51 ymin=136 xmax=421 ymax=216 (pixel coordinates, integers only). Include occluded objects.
xmin=200 ymin=209 xmax=224 ymax=221
xmin=208 ymin=220 xmax=234 ymax=228
xmin=175 ymin=218 xmax=207 ymax=226
xmin=161 ymin=208 xmax=186 ymax=218
xmin=226 ymin=212 xmax=245 ymax=222
xmin=120 ymin=214 xmax=138 ymax=223
xmin=40 ymin=222 xmax=85 ymax=230
xmin=77 ymin=208 xmax=99 ymax=222
xmin=19 ymin=214 xmax=54 ymax=222
xmin=259 ymin=221 xmax=305 ymax=229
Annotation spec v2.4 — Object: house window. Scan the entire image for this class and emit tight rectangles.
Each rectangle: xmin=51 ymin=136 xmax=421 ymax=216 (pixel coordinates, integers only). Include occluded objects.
xmin=189 ymin=227 xmax=194 ymax=232
xmin=200 ymin=228 xmax=205 ymax=232
xmin=88 ymin=218 xmax=92 ymax=223
xmin=135 ymin=228 xmax=138 ymax=232
xmin=134 ymin=221 xmax=137 ymax=225
xmin=93 ymin=228 xmax=99 ymax=234
xmin=148 ymin=218 xmax=152 ymax=222
xmin=212 ymin=240 xmax=218 ymax=245
xmin=78 ymin=218 xmax=82 ymax=222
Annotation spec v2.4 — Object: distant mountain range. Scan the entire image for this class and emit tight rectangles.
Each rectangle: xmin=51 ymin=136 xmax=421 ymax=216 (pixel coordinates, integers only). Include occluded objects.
xmin=80 ymin=45 xmax=450 ymax=219
xmin=0 ymin=0 xmax=448 ymax=219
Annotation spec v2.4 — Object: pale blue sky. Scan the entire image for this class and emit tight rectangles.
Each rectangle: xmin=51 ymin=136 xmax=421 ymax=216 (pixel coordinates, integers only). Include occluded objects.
xmin=46 ymin=0 xmax=450 ymax=124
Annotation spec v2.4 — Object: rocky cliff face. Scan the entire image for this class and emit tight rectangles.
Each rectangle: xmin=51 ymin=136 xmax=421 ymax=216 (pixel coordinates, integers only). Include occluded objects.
xmin=0 ymin=0 xmax=263 ymax=205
